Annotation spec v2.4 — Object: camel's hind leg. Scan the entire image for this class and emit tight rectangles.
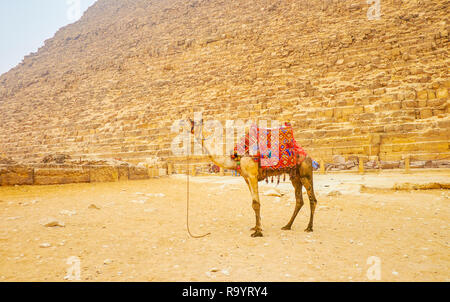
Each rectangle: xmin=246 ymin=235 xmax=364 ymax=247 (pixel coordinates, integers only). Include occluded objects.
xmin=300 ymin=157 xmax=318 ymax=232
xmin=282 ymin=173 xmax=304 ymax=230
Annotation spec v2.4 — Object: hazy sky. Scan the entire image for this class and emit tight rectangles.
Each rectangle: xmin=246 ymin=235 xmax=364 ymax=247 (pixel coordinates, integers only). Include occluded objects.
xmin=0 ymin=0 xmax=97 ymax=76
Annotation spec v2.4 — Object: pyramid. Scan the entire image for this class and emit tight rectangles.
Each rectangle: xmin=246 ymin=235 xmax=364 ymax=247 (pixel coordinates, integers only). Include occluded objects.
xmin=0 ymin=0 xmax=448 ymax=165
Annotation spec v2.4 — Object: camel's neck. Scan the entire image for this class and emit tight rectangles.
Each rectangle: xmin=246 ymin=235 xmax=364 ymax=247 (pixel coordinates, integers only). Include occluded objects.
xmin=193 ymin=135 xmax=238 ymax=170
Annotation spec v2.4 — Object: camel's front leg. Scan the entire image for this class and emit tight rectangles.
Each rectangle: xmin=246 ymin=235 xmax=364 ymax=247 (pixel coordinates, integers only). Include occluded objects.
xmin=244 ymin=177 xmax=259 ymax=232
xmin=301 ymin=176 xmax=317 ymax=232
xmin=282 ymin=175 xmax=304 ymax=230
xmin=248 ymin=176 xmax=263 ymax=237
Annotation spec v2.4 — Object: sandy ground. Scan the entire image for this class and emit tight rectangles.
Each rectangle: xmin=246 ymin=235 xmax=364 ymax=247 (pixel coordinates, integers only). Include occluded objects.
xmin=0 ymin=171 xmax=449 ymax=282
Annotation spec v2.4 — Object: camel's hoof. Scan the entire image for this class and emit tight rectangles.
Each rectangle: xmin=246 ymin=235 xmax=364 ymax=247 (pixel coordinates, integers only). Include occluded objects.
xmin=281 ymin=226 xmax=291 ymax=231
xmin=304 ymin=227 xmax=313 ymax=233
xmin=251 ymin=231 xmax=263 ymax=237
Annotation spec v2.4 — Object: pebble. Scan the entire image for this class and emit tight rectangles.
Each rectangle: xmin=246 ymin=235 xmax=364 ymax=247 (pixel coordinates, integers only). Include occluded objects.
xmin=327 ymin=190 xmax=342 ymax=197
xmin=104 ymin=259 xmax=112 ymax=265
xmin=6 ymin=216 xmax=22 ymax=221
xmin=392 ymin=271 xmax=399 ymax=276
xmin=130 ymin=199 xmax=146 ymax=204
xmin=60 ymin=210 xmax=77 ymax=216
xmin=263 ymin=189 xmax=283 ymax=197
xmin=39 ymin=243 xmax=52 ymax=248
xmin=41 ymin=218 xmax=65 ymax=228
xmin=88 ymin=204 xmax=100 ymax=210
xmin=146 ymin=193 xmax=165 ymax=198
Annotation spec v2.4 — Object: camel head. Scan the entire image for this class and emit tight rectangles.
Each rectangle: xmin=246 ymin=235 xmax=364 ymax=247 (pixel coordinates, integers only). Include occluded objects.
xmin=187 ymin=118 xmax=204 ymax=136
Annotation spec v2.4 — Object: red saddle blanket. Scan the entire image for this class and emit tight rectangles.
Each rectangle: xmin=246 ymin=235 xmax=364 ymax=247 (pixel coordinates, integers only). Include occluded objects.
xmin=231 ymin=123 xmax=307 ymax=170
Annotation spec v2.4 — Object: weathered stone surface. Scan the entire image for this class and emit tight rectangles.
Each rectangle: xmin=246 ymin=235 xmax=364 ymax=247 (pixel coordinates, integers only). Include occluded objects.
xmin=129 ymin=166 xmax=149 ymax=180
xmin=34 ymin=167 xmax=89 ymax=185
xmin=380 ymin=161 xmax=401 ymax=170
xmin=332 ymin=155 xmax=346 ymax=165
xmin=0 ymin=165 xmax=33 ymax=186
xmin=118 ymin=166 xmax=129 ymax=181
xmin=89 ymin=166 xmax=119 ymax=183
xmin=436 ymin=88 xmax=448 ymax=99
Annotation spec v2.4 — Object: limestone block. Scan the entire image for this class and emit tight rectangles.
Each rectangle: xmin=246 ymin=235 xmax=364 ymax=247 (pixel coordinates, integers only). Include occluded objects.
xmin=342 ymin=107 xmax=354 ymax=116
xmin=364 ymin=106 xmax=375 ymax=113
xmin=419 ymin=109 xmax=433 ymax=119
xmin=427 ymin=90 xmax=436 ymax=100
xmin=418 ymin=99 xmax=427 ymax=107
xmin=417 ymin=90 xmax=428 ymax=100
xmin=402 ymin=100 xmax=417 ymax=108
xmin=0 ymin=165 xmax=33 ymax=186
xmin=89 ymin=166 xmax=119 ymax=183
xmin=428 ymin=99 xmax=446 ymax=107
xmin=34 ymin=167 xmax=89 ymax=185
xmin=436 ymin=88 xmax=448 ymax=99
xmin=129 ymin=166 xmax=149 ymax=180
xmin=118 ymin=166 xmax=129 ymax=181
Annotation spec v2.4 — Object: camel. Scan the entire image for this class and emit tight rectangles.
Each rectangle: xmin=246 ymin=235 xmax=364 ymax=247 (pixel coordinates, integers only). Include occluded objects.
xmin=187 ymin=118 xmax=318 ymax=237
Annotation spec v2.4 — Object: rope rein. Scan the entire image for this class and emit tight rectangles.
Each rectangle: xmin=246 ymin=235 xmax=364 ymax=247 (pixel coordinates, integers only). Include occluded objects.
xmin=186 ymin=131 xmax=211 ymax=239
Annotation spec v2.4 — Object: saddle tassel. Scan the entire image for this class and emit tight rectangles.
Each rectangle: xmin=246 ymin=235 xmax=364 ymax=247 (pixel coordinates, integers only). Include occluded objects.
xmin=277 ymin=175 xmax=280 ymax=185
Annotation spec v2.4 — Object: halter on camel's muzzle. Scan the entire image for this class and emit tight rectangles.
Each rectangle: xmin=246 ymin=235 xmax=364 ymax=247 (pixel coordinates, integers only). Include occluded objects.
xmin=189 ymin=118 xmax=203 ymax=135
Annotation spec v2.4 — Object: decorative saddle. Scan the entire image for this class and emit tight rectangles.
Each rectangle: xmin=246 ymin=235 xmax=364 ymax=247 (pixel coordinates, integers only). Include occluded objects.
xmin=231 ymin=122 xmax=307 ymax=171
